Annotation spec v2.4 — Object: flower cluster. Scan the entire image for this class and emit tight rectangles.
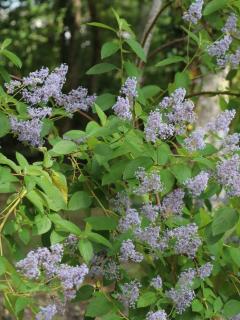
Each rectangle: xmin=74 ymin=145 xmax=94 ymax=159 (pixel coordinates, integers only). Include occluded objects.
xmin=117 ymin=280 xmax=141 ymax=309
xmin=185 ymin=171 xmax=209 ymax=196
xmin=217 ymin=154 xmax=240 ymax=196
xmin=145 ymin=88 xmax=197 ymax=142
xmin=183 ymin=0 xmax=204 ymax=25
xmin=150 ymin=275 xmax=163 ymax=290
xmin=141 ymin=203 xmax=160 ymax=222
xmin=36 ymin=304 xmax=58 ymax=320
xmin=119 ymin=239 xmax=143 ymax=262
xmin=16 ymin=243 xmax=88 ymax=318
xmin=112 ymin=77 xmax=138 ymax=120
xmin=118 ymin=208 xmax=141 ymax=232
xmin=166 ymin=223 xmax=202 ymax=258
xmin=134 ymin=167 xmax=163 ymax=195
xmin=160 ymin=188 xmax=185 ymax=217
xmin=184 ymin=128 xmax=206 ymax=151
xmin=208 ymin=13 xmax=240 ymax=68
xmin=146 ymin=310 xmax=167 ymax=320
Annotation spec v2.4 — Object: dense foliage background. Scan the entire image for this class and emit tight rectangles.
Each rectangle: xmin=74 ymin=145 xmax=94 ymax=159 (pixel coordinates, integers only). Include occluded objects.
xmin=0 ymin=0 xmax=240 ymax=319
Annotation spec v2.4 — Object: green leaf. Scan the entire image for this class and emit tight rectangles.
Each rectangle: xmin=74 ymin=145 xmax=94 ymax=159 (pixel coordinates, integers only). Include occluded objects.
xmin=125 ymin=39 xmax=146 ymax=62
xmin=1 ymin=38 xmax=12 ymax=49
xmin=223 ymin=300 xmax=240 ymax=318
xmin=228 ymin=247 xmax=240 ymax=267
xmin=212 ymin=207 xmax=239 ymax=236
xmin=160 ymin=169 xmax=175 ymax=195
xmin=1 ymin=49 xmax=22 ymax=67
xmin=87 ymin=232 xmax=112 ymax=248
xmin=171 ymin=163 xmax=191 ymax=183
xmin=52 ymin=140 xmax=77 ymax=155
xmin=18 ymin=228 xmax=30 ymax=245
xmin=86 ymin=63 xmax=117 ymax=75
xmin=156 ymin=55 xmax=186 ymax=67
xmin=68 ymin=191 xmax=92 ymax=210
xmin=87 ymin=22 xmax=116 ymax=32
xmin=123 ymin=157 xmax=153 ymax=179
xmin=0 ymin=66 xmax=11 ymax=82
xmin=34 ymin=215 xmax=52 ymax=235
xmin=15 ymin=297 xmax=31 ymax=315
xmin=192 ymin=299 xmax=203 ymax=312
xmin=137 ymin=291 xmax=157 ymax=308
xmin=86 ymin=293 xmax=113 ymax=317
xmin=0 ymin=112 xmax=10 ymax=137
xmin=16 ymin=152 xmax=28 ymax=168
xmin=140 ymin=85 xmax=161 ymax=99
xmin=0 ymin=153 xmax=20 ymax=173
xmin=95 ymin=93 xmax=116 ymax=111
xmin=153 ymin=143 xmax=171 ymax=165
xmin=50 ymin=214 xmax=82 ymax=236
xmin=124 ymin=60 xmax=141 ymax=77
xmin=26 ymin=190 xmax=45 ymax=213
xmin=181 ymin=26 xmax=199 ymax=44
xmin=85 ymin=216 xmax=118 ymax=230
xmin=101 ymin=41 xmax=120 ymax=59
xmin=78 ymin=239 xmax=94 ymax=263
xmin=203 ymin=0 xmax=228 ymax=16
xmin=94 ymin=103 xmax=107 ymax=126
xmin=74 ymin=285 xmax=94 ymax=302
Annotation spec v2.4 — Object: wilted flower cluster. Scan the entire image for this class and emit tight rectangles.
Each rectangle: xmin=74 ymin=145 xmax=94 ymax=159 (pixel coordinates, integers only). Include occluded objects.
xmin=183 ymin=0 xmax=204 ymax=25
xmin=185 ymin=171 xmax=209 ymax=196
xmin=112 ymin=77 xmax=137 ymax=120
xmin=134 ymin=167 xmax=163 ymax=195
xmin=217 ymin=154 xmax=240 ymax=196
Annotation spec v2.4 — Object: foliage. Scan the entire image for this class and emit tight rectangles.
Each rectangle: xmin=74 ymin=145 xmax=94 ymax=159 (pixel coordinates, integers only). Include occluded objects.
xmin=0 ymin=1 xmax=240 ymax=320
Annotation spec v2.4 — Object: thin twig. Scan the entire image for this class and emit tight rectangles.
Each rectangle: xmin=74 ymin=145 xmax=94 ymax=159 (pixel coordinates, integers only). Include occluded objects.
xmin=148 ymin=36 xmax=187 ymax=59
xmin=186 ymin=91 xmax=240 ymax=98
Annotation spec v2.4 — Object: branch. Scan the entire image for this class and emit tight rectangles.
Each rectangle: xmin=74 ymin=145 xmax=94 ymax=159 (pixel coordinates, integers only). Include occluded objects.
xmin=148 ymin=36 xmax=187 ymax=59
xmin=186 ymin=91 xmax=240 ymax=98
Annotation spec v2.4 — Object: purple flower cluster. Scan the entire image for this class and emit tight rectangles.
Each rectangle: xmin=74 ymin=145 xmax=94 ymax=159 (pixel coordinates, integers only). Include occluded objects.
xmin=150 ymin=275 xmax=162 ymax=290
xmin=160 ymin=188 xmax=185 ymax=217
xmin=207 ymin=34 xmax=232 ymax=59
xmin=16 ymin=243 xmax=88 ymax=304
xmin=36 ymin=304 xmax=57 ymax=320
xmin=134 ymin=167 xmax=163 ymax=195
xmin=103 ymin=260 xmax=120 ymax=280
xmin=185 ymin=171 xmax=209 ymax=196
xmin=56 ymin=87 xmax=96 ymax=113
xmin=221 ymin=133 xmax=240 ymax=154
xmin=166 ymin=285 xmax=195 ymax=314
xmin=120 ymin=77 xmax=138 ymax=99
xmin=120 ymin=239 xmax=143 ymax=262
xmin=207 ymin=110 xmax=236 ymax=134
xmin=117 ymin=280 xmax=141 ymax=309
xmin=141 ymin=203 xmax=160 ymax=222
xmin=183 ymin=0 xmax=204 ymax=25
xmin=146 ymin=310 xmax=167 ymax=320
xmin=10 ymin=116 xmax=43 ymax=147
xmin=112 ymin=77 xmax=137 ymax=120
xmin=166 ymin=223 xmax=202 ymax=258
xmin=134 ymin=226 xmax=160 ymax=248
xmin=112 ymin=96 xmax=132 ymax=121
xmin=184 ymin=128 xmax=206 ymax=151
xmin=217 ymin=154 xmax=240 ymax=196
xmin=222 ymin=13 xmax=238 ymax=33
xmin=118 ymin=208 xmax=141 ymax=232
xmin=197 ymin=262 xmax=213 ymax=279
xmin=27 ymin=106 xmax=52 ymax=119
xmin=145 ymin=110 xmax=174 ymax=142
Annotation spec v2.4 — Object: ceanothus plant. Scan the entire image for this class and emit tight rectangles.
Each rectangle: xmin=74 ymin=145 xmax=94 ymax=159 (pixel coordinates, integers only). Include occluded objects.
xmin=0 ymin=2 xmax=240 ymax=320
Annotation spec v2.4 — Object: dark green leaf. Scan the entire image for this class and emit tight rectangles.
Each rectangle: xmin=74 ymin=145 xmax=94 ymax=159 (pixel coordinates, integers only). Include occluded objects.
xmin=78 ymin=239 xmax=94 ymax=263
xmin=68 ymin=191 xmax=92 ymax=210
xmin=87 ymin=232 xmax=112 ymax=248
xmin=137 ymin=291 xmax=157 ymax=308
xmin=212 ymin=207 xmax=239 ymax=236
xmin=101 ymin=41 xmax=120 ymax=59
xmin=0 ymin=112 xmax=10 ymax=137
xmin=86 ymin=63 xmax=117 ymax=75
xmin=203 ymin=0 xmax=228 ymax=16
xmin=85 ymin=216 xmax=118 ymax=230
xmin=125 ymin=39 xmax=146 ymax=62
xmin=156 ymin=55 xmax=186 ymax=67
xmin=85 ymin=293 xmax=113 ymax=317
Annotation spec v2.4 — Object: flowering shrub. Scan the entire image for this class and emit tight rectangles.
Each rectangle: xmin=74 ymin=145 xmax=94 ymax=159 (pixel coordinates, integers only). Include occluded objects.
xmin=0 ymin=2 xmax=240 ymax=320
